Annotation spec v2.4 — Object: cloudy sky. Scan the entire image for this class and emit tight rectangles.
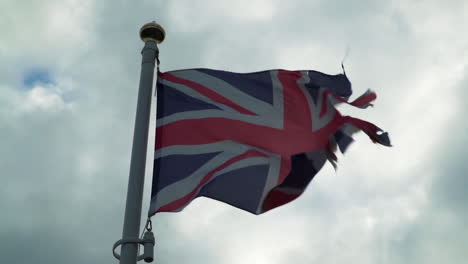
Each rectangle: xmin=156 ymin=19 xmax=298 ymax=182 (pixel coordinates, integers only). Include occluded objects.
xmin=1 ymin=0 xmax=467 ymax=263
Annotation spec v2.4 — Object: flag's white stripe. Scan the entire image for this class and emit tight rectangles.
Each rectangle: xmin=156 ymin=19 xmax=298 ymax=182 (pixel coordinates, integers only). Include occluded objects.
xmin=150 ymin=156 xmax=270 ymax=213
xmin=328 ymin=89 xmax=374 ymax=109
xmin=155 ymin=140 xmax=277 ymax=159
xmin=172 ymin=70 xmax=277 ymax=116
xmin=296 ymin=71 xmax=336 ymax=131
xmin=156 ymin=109 xmax=283 ymax=128
xmin=157 ymin=70 xmax=286 ymax=129
xmin=270 ymin=70 xmax=284 ymax=129
xmin=335 ymin=124 xmax=358 ymax=152
xmin=212 ymin=156 xmax=270 ymax=178
xmin=155 ymin=141 xmax=250 ymax=158
xmin=256 ymin=154 xmax=282 ymax=214
xmin=151 ymin=149 xmax=243 ymax=212
xmin=186 ymin=156 xmax=271 ymax=213
xmin=340 ymin=123 xmax=360 ymax=136
xmin=159 ymin=78 xmax=239 ymax=114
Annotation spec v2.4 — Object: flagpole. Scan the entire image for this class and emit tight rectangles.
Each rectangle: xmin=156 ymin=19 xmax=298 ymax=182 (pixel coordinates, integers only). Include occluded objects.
xmin=118 ymin=21 xmax=165 ymax=264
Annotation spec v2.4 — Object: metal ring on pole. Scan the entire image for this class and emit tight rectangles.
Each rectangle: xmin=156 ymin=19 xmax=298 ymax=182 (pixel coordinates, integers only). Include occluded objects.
xmin=113 ymin=231 xmax=155 ymax=262
xmin=113 ymin=238 xmax=141 ymax=260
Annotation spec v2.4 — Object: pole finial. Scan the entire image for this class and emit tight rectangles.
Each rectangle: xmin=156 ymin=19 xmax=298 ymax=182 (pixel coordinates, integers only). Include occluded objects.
xmin=140 ymin=21 xmax=165 ymax=43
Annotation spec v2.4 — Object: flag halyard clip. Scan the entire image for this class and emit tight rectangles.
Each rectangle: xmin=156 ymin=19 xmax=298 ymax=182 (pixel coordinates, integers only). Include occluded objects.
xmin=113 ymin=218 xmax=155 ymax=262
xmin=144 ymin=218 xmax=153 ymax=232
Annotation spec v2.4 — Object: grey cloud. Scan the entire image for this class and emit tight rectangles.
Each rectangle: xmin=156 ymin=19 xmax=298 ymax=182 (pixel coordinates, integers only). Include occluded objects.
xmin=1 ymin=1 xmax=467 ymax=264
xmin=431 ymin=78 xmax=468 ymax=212
xmin=430 ymin=75 xmax=468 ymax=213
xmin=388 ymin=74 xmax=468 ymax=264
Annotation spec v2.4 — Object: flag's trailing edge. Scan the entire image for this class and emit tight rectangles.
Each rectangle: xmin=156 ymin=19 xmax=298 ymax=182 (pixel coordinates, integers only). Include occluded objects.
xmin=149 ymin=68 xmax=390 ymax=216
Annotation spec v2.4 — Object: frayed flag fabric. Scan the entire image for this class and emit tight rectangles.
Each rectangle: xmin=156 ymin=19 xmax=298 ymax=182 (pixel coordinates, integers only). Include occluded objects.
xmin=149 ymin=68 xmax=390 ymax=216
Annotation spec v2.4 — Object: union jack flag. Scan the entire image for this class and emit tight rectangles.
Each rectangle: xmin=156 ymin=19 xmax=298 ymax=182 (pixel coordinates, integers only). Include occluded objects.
xmin=149 ymin=68 xmax=390 ymax=216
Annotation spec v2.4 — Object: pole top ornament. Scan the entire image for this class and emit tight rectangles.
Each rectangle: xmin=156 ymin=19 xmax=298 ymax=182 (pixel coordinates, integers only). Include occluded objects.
xmin=140 ymin=21 xmax=165 ymax=44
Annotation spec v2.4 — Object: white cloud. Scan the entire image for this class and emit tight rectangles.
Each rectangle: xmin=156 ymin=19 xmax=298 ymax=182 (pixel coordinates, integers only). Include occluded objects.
xmin=168 ymin=0 xmax=276 ymax=32
xmin=22 ymin=85 xmax=68 ymax=111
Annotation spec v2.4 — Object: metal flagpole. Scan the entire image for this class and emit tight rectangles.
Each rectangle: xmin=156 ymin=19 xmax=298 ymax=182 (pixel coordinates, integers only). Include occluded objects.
xmin=113 ymin=21 xmax=165 ymax=264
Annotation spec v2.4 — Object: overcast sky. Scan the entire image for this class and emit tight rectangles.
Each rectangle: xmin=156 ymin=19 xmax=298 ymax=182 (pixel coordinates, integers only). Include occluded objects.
xmin=1 ymin=0 xmax=467 ymax=263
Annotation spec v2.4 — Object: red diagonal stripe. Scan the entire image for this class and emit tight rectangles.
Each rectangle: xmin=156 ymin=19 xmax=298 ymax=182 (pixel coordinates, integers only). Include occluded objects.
xmin=156 ymin=149 xmax=269 ymax=213
xmin=160 ymin=72 xmax=257 ymax=116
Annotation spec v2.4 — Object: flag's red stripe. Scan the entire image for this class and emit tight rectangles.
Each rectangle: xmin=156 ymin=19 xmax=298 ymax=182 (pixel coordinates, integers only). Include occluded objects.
xmin=278 ymin=70 xmax=313 ymax=130
xmin=156 ymin=149 xmax=268 ymax=212
xmin=350 ymin=91 xmax=376 ymax=107
xmin=261 ymin=189 xmax=301 ymax=213
xmin=318 ymin=90 xmax=377 ymax=115
xmin=277 ymin=156 xmax=292 ymax=185
xmin=161 ymin=72 xmax=257 ymax=116
xmin=327 ymin=90 xmax=377 ymax=108
xmin=156 ymin=117 xmax=344 ymax=156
